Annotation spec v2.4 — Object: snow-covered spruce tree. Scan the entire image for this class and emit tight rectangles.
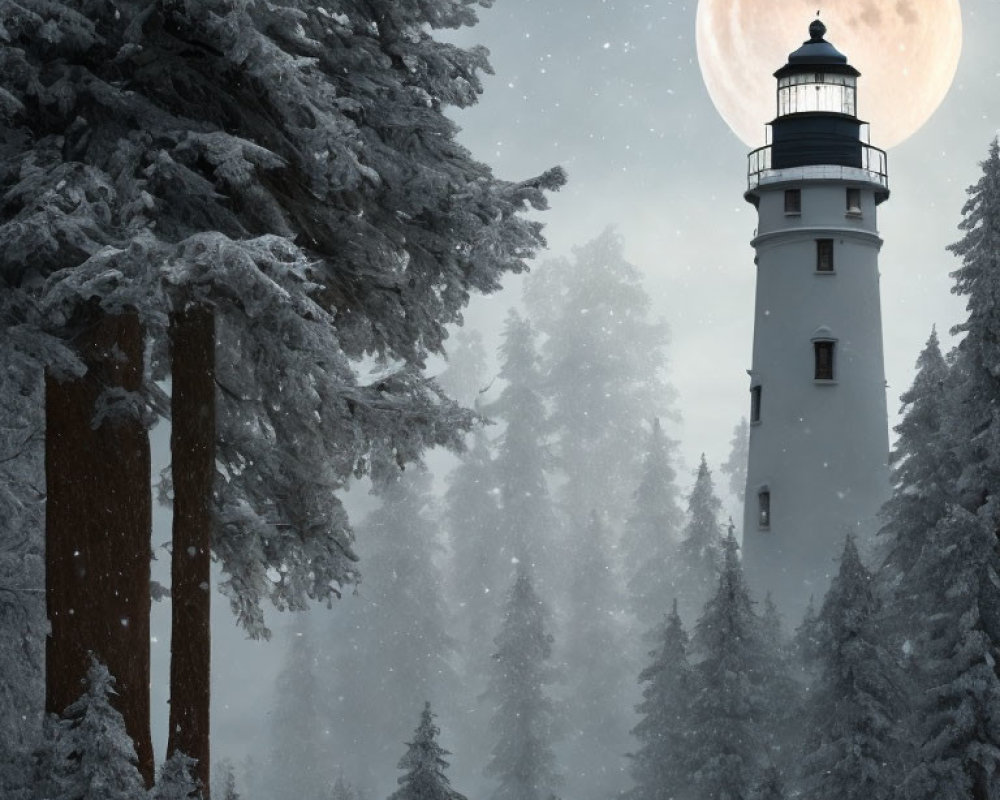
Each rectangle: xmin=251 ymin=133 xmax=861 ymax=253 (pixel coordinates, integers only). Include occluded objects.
xmin=524 ymin=227 xmax=674 ymax=533
xmin=37 ymin=658 xmax=147 ymax=800
xmin=0 ymin=0 xmax=564 ymax=785
xmin=687 ymin=532 xmax=769 ymax=800
xmin=757 ymin=592 xmax=800 ymax=778
xmin=152 ymin=752 xmax=201 ymax=800
xmin=877 ymin=328 xmax=957 ymax=633
xmin=628 ymin=599 xmax=695 ymax=800
xmin=900 ymin=504 xmax=1000 ymax=800
xmin=262 ymin=617 xmax=332 ymax=800
xmin=389 ymin=703 xmax=468 ymax=800
xmin=485 ymin=564 xmax=560 ymax=800
xmin=622 ymin=418 xmax=684 ymax=634
xmin=674 ymin=455 xmax=724 ymax=625
xmin=720 ymin=417 xmax=750 ymax=508
xmin=558 ymin=511 xmax=631 ymax=800
xmin=799 ymin=535 xmax=903 ymax=800
xmin=325 ymin=466 xmax=455 ymax=799
xmin=486 ymin=311 xmax=556 ymax=573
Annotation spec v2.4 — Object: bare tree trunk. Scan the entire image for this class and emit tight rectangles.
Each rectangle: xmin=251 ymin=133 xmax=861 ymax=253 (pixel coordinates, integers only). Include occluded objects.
xmin=45 ymin=306 xmax=154 ymax=786
xmin=167 ymin=303 xmax=215 ymax=797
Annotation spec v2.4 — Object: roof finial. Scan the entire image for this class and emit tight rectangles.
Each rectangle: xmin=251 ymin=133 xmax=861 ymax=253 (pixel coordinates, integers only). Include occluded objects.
xmin=809 ymin=17 xmax=827 ymax=41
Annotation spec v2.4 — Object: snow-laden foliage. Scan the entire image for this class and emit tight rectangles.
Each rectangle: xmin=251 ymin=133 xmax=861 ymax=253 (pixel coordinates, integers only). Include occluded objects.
xmin=389 ymin=703 xmax=468 ymax=800
xmin=151 ymin=751 xmax=201 ymax=800
xmin=799 ymin=536 xmax=903 ymax=800
xmin=35 ymin=659 xmax=146 ymax=800
xmin=622 ymin=418 xmax=684 ymax=633
xmin=628 ymin=599 xmax=695 ymax=800
xmin=486 ymin=311 xmax=556 ymax=573
xmin=687 ymin=533 xmax=770 ymax=800
xmin=485 ymin=564 xmax=561 ymax=800
xmin=325 ymin=467 xmax=455 ymax=798
xmin=0 ymin=0 xmax=564 ymax=637
xmin=558 ymin=511 xmax=631 ymax=800
xmin=674 ymin=455 xmax=724 ymax=625
xmin=901 ymin=505 xmax=1000 ymax=800
xmin=524 ymin=227 xmax=675 ymax=531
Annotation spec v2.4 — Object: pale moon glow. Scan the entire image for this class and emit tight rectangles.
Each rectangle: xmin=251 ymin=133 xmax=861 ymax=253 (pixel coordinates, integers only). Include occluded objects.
xmin=695 ymin=0 xmax=963 ymax=149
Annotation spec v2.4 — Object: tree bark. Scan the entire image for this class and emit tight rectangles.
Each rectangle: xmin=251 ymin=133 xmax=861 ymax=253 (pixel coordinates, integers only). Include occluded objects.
xmin=167 ymin=303 xmax=215 ymax=797
xmin=45 ymin=306 xmax=154 ymax=786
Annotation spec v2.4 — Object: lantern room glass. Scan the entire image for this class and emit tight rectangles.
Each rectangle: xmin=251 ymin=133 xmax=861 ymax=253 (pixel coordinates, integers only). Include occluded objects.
xmin=777 ymin=73 xmax=856 ymax=116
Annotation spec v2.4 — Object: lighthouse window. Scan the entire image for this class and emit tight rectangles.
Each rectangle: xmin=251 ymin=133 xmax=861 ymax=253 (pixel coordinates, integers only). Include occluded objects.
xmin=816 ymin=239 xmax=834 ymax=272
xmin=846 ymin=188 xmax=862 ymax=215
xmin=750 ymin=385 xmax=761 ymax=423
xmin=814 ymin=341 xmax=835 ymax=381
xmin=784 ymin=189 xmax=801 ymax=214
xmin=758 ymin=490 xmax=771 ymax=529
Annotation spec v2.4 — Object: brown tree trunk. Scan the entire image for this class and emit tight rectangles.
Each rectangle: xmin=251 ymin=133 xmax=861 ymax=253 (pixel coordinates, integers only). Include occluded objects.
xmin=45 ymin=306 xmax=154 ymax=786
xmin=167 ymin=303 xmax=215 ymax=797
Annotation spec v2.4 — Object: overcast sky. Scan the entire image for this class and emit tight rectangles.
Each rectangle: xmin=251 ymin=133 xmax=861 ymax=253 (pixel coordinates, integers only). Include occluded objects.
xmin=151 ymin=0 xmax=1000 ymax=777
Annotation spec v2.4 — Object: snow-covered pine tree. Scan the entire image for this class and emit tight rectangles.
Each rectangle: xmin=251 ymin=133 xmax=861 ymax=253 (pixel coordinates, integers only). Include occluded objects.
xmin=877 ymin=327 xmax=957 ymax=632
xmin=627 ymin=599 xmax=695 ymax=800
xmin=720 ymin=417 xmax=750 ymax=508
xmin=674 ymin=455 xmax=724 ymax=625
xmin=524 ymin=228 xmax=674 ymax=533
xmin=687 ymin=532 xmax=769 ymax=800
xmin=485 ymin=564 xmax=561 ymax=800
xmin=901 ymin=505 xmax=1000 ymax=800
xmin=389 ymin=703 xmax=467 ymax=800
xmin=0 ymin=0 xmax=564 ymax=783
xmin=438 ymin=329 xmax=490 ymax=410
xmin=326 ymin=466 xmax=455 ymax=799
xmin=799 ymin=535 xmax=903 ymax=800
xmin=486 ymin=311 xmax=555 ymax=573
xmin=214 ymin=761 xmax=240 ymax=800
xmin=262 ymin=617 xmax=332 ymax=800
xmin=622 ymin=418 xmax=684 ymax=634
xmin=757 ymin=592 xmax=800 ymax=778
xmin=38 ymin=658 xmax=147 ymax=800
xmin=152 ymin=752 xmax=201 ymax=800
xmin=558 ymin=511 xmax=631 ymax=800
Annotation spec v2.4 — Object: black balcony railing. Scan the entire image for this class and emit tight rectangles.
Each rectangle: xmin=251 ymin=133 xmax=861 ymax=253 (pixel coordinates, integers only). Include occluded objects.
xmin=747 ymin=143 xmax=888 ymax=191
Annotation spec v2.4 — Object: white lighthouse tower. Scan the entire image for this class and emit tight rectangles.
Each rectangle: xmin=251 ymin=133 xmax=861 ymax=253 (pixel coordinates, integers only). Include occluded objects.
xmin=741 ymin=19 xmax=891 ymax=618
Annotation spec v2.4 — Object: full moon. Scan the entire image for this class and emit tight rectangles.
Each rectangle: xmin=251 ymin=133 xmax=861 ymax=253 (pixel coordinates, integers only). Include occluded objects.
xmin=695 ymin=0 xmax=963 ymax=149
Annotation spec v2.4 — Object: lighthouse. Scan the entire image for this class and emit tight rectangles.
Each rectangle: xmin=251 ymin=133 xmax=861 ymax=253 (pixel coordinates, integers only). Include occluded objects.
xmin=741 ymin=20 xmax=891 ymax=618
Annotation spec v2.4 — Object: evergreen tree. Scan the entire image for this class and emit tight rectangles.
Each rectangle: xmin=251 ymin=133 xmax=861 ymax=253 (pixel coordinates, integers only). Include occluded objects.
xmin=878 ymin=328 xmax=957 ymax=625
xmin=327 ymin=467 xmax=455 ymax=799
xmin=559 ymin=511 xmax=631 ymax=800
xmin=487 ymin=311 xmax=555 ymax=572
xmin=902 ymin=506 xmax=1000 ymax=800
xmin=263 ymin=618 xmax=332 ymax=800
xmin=687 ymin=532 xmax=769 ymax=800
xmin=152 ymin=752 xmax=201 ymax=800
xmin=524 ymin=227 xmax=674 ymax=531
xmin=485 ymin=565 xmax=561 ymax=800
xmin=215 ymin=761 xmax=240 ymax=800
xmin=39 ymin=658 xmax=147 ymax=800
xmin=757 ymin=593 xmax=800 ymax=777
xmin=389 ymin=703 xmax=467 ymax=800
xmin=720 ymin=418 xmax=750 ymax=507
xmin=799 ymin=536 xmax=903 ymax=800
xmin=330 ymin=776 xmax=358 ymax=800
xmin=628 ymin=599 xmax=695 ymax=800
xmin=675 ymin=455 xmax=724 ymax=624
xmin=622 ymin=418 xmax=684 ymax=633
xmin=438 ymin=329 xmax=490 ymax=409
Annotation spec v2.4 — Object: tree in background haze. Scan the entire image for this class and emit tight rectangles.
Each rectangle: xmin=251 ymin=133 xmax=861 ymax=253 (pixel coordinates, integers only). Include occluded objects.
xmin=485 ymin=564 xmax=561 ymax=800
xmin=720 ymin=417 xmax=750 ymax=514
xmin=674 ymin=456 xmax=724 ymax=624
xmin=622 ymin=418 xmax=684 ymax=634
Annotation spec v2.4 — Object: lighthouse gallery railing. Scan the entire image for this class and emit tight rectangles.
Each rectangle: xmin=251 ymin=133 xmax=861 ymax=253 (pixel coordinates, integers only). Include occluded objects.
xmin=747 ymin=144 xmax=888 ymax=191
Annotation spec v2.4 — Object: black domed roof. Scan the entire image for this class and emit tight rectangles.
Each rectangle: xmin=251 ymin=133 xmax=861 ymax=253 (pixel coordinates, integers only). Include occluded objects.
xmin=774 ymin=19 xmax=860 ymax=78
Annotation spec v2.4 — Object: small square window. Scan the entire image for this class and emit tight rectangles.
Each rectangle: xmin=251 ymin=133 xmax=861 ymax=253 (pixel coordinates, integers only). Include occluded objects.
xmin=784 ymin=189 xmax=801 ymax=214
xmin=814 ymin=340 xmax=835 ymax=380
xmin=846 ymin=188 xmax=862 ymax=215
xmin=816 ymin=239 xmax=834 ymax=272
xmin=758 ymin=491 xmax=770 ymax=529
xmin=750 ymin=385 xmax=761 ymax=423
